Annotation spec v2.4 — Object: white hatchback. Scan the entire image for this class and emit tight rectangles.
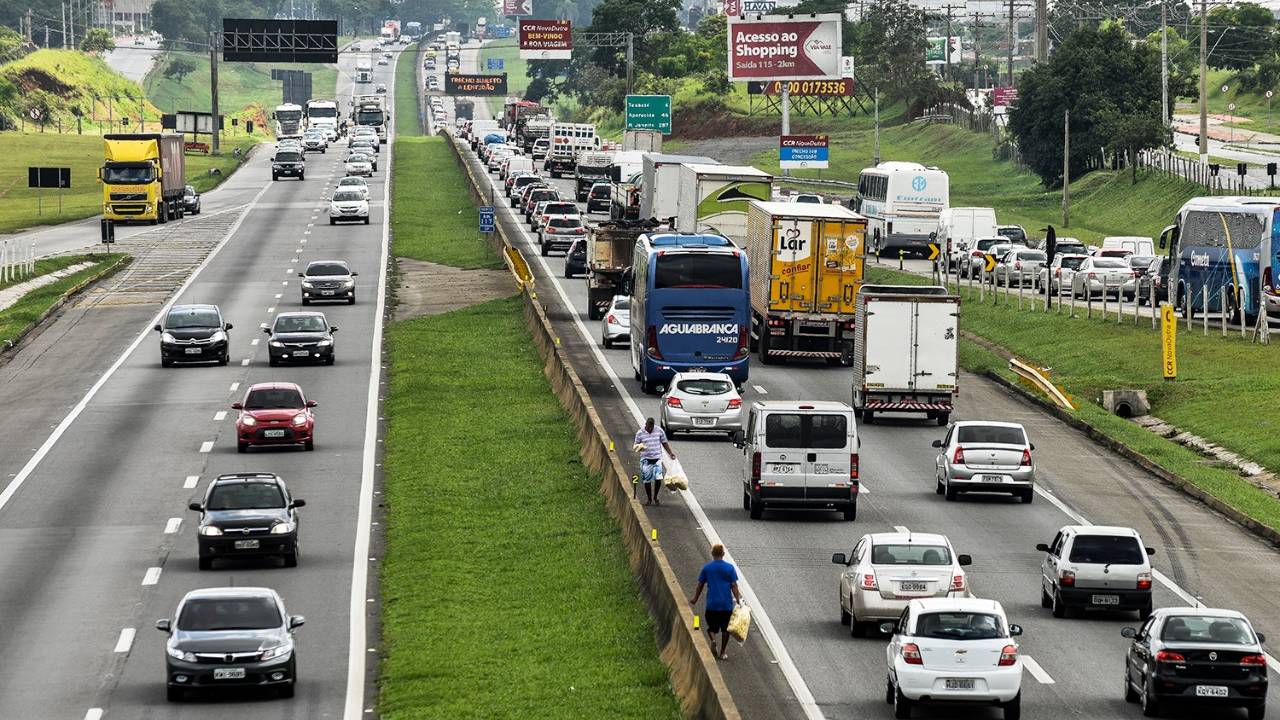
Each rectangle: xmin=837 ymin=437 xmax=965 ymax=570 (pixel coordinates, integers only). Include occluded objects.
xmin=883 ymin=598 xmax=1023 ymax=719
xmin=833 ymin=532 xmax=973 ymax=637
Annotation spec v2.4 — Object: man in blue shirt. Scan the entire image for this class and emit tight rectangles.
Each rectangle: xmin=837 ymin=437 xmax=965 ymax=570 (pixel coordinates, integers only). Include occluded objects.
xmin=689 ymin=543 xmax=741 ymax=660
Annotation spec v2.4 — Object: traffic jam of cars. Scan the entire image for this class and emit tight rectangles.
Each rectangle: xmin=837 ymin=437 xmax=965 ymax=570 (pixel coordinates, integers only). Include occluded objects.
xmin=442 ymin=91 xmax=1274 ymax=720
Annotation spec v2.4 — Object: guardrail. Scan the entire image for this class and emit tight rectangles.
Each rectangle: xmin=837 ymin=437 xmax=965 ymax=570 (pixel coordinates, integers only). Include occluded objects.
xmin=502 ymin=245 xmax=533 ymax=288
xmin=1008 ymin=357 xmax=1075 ymax=410
xmin=773 ymin=175 xmax=856 ymax=190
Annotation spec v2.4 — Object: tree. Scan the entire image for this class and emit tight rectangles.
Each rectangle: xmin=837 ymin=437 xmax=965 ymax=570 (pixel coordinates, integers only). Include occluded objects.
xmin=1009 ymin=24 xmax=1167 ymax=187
xmin=79 ymin=28 xmax=115 ymax=54
xmin=1097 ymin=101 xmax=1169 ymax=184
xmin=163 ymin=56 xmax=198 ymax=83
xmin=581 ymin=0 xmax=681 ymax=75
xmin=1205 ymin=2 xmax=1273 ymax=72
xmin=849 ymin=0 xmax=933 ymax=105
xmin=1143 ymin=26 xmax=1198 ymax=115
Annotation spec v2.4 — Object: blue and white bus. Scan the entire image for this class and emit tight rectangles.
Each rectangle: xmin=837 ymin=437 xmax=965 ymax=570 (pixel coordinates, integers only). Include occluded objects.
xmin=850 ymin=161 xmax=950 ymax=257
xmin=1162 ymin=197 xmax=1280 ymax=323
xmin=627 ymin=233 xmax=751 ymax=393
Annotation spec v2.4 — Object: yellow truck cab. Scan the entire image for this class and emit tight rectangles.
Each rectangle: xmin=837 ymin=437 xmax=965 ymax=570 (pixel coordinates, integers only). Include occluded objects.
xmin=101 ymin=133 xmax=187 ymax=224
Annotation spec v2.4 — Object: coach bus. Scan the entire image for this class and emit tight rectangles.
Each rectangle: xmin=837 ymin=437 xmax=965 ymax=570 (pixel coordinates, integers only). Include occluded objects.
xmin=1162 ymin=196 xmax=1279 ymax=324
xmin=849 ymin=161 xmax=949 ymax=257
xmin=626 ymin=232 xmax=751 ymax=393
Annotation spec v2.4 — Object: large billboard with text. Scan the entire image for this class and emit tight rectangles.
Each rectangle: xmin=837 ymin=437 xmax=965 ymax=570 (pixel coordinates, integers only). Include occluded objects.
xmin=727 ymin=14 xmax=841 ymax=82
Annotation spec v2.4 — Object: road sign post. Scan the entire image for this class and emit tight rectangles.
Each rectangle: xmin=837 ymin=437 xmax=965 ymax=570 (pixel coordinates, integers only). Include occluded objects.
xmin=479 ymin=205 xmax=496 ymax=234
xmin=1160 ymin=302 xmax=1177 ymax=380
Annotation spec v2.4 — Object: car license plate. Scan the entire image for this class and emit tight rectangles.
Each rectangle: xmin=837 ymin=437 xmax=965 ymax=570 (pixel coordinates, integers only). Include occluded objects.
xmin=1091 ymin=594 xmax=1120 ymax=605
xmin=1195 ymin=686 xmax=1229 ymax=698
xmin=293 ymin=350 xmax=309 ymax=357
xmin=321 ymin=290 xmax=335 ymax=296
xmin=812 ymin=463 xmax=841 ymax=474
xmin=213 ymin=668 xmax=246 ymax=680
xmin=184 ymin=348 xmax=201 ymax=355
xmin=981 ymin=475 xmax=1005 ymax=483
xmin=234 ymin=539 xmax=260 ymax=550
xmin=899 ymin=582 xmax=928 ymax=592
xmin=944 ymin=678 xmax=975 ymax=690
xmin=768 ymin=463 xmax=796 ymax=474
xmin=692 ymin=417 xmax=715 ymax=427
xmin=264 ymin=429 xmax=286 ymax=438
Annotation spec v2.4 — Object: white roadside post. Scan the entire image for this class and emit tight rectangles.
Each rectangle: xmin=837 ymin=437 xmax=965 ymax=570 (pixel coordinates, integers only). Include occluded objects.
xmin=1203 ymin=286 xmax=1209 ymax=335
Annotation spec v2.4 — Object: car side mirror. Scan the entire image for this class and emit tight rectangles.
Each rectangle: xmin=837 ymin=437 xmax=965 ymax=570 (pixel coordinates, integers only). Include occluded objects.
xmin=306 ymin=400 xmax=317 ymax=408
xmin=1035 ymin=543 xmax=1049 ymax=552
xmin=292 ymin=499 xmax=306 ymax=508
xmin=288 ymin=615 xmax=305 ymax=630
xmin=262 ymin=327 xmax=271 ymax=334
xmin=1009 ymin=624 xmax=1023 ymax=637
xmin=879 ymin=622 xmax=896 ymax=635
xmin=155 ymin=619 xmax=172 ymax=633
xmin=153 ymin=324 xmax=162 ymax=332
xmin=231 ymin=402 xmax=243 ymax=410
xmin=957 ymin=554 xmax=972 ymax=566
xmin=1145 ymin=547 xmax=1155 ymax=556
xmin=1120 ymin=627 xmax=1137 ymax=639
xmin=731 ymin=430 xmax=745 ymax=448
xmin=298 ymin=273 xmax=305 ymax=278
xmin=224 ymin=323 xmax=233 ymax=331
xmin=330 ymin=326 xmax=339 ymax=333
xmin=1258 ymin=632 xmax=1267 ymax=643
xmin=831 ymin=552 xmax=847 ymax=565
xmin=931 ymin=439 xmax=942 ymax=448
xmin=1029 ymin=443 xmax=1036 ymax=451
xmin=188 ymin=502 xmax=203 ymax=512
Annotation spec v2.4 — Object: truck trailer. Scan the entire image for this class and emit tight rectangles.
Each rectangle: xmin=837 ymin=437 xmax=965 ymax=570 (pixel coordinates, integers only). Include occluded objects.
xmin=546 ymin=122 xmax=599 ymax=177
xmin=675 ymin=164 xmax=773 ymax=248
xmin=850 ymin=285 xmax=959 ymax=425
xmin=574 ymin=151 xmax=615 ymax=201
xmin=101 ymin=133 xmax=187 ymax=224
xmin=640 ymin=154 xmax=718 ymax=224
xmin=745 ymin=201 xmax=867 ymax=365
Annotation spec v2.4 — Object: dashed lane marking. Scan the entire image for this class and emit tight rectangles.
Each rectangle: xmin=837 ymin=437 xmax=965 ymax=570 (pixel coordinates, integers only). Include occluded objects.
xmin=141 ymin=567 xmax=161 ymax=586
xmin=183 ymin=475 xmax=199 ymax=489
xmin=164 ymin=517 xmax=181 ymax=534
xmin=199 ymin=441 xmax=214 ymax=453
xmin=112 ymin=628 xmax=135 ymax=653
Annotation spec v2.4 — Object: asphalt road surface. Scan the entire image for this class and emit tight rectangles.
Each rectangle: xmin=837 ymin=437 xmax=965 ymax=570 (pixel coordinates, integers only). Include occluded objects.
xmin=0 ymin=43 xmax=402 ymax=719
xmin=442 ymin=43 xmax=1280 ymax=720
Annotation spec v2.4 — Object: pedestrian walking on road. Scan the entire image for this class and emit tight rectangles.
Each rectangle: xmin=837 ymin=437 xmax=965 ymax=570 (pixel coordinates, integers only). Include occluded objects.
xmin=634 ymin=417 xmax=675 ymax=506
xmin=689 ymin=543 xmax=741 ymax=660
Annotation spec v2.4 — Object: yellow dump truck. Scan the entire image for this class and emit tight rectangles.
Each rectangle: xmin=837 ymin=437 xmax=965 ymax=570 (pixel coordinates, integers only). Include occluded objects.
xmin=101 ymin=133 xmax=187 ymax=224
xmin=745 ymin=201 xmax=868 ymax=365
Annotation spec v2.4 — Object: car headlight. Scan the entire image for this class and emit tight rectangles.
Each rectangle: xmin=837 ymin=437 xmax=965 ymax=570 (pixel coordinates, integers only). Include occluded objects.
xmin=301 ymin=280 xmax=314 ymax=288
xmin=291 ymin=414 xmax=308 ymax=426
xmin=167 ymin=645 xmax=197 ymax=662
xmin=199 ymin=525 xmax=223 ymax=536
xmin=260 ymin=642 xmax=293 ymax=661
xmin=343 ymin=279 xmax=355 ymax=287
xmin=269 ymin=340 xmax=284 ymax=348
xmin=241 ymin=415 xmax=258 ymax=427
xmin=210 ymin=331 xmax=226 ymax=343
xmin=160 ymin=332 xmax=177 ymax=343
xmin=269 ymin=522 xmax=296 ymax=535
xmin=330 ymin=204 xmax=341 ymax=213
xmin=316 ymin=339 xmax=332 ymax=347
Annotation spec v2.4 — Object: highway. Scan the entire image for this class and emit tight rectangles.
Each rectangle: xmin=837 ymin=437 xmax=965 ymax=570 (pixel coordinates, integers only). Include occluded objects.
xmin=441 ymin=43 xmax=1280 ymax=720
xmin=0 ymin=42 xmax=402 ymax=718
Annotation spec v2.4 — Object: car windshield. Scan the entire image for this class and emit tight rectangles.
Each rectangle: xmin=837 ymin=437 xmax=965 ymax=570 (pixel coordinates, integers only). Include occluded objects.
xmin=872 ymin=544 xmax=952 ymax=565
xmin=275 ymin=152 xmax=301 ymax=162
xmin=1018 ymin=251 xmax=1046 ymax=261
xmin=307 ymin=263 xmax=349 ymax=276
xmin=676 ymin=378 xmax=733 ymax=395
xmin=549 ymin=217 xmax=582 ymax=229
xmin=274 ymin=315 xmax=328 ymax=333
xmin=956 ymin=425 xmax=1025 ymax=445
xmin=333 ymin=191 xmax=363 ymax=202
xmin=165 ymin=308 xmax=220 ymax=329
xmin=103 ymin=165 xmax=154 ymax=184
xmin=1092 ymin=258 xmax=1128 ymax=269
xmin=1069 ymin=534 xmax=1144 ymax=564
xmin=349 ymin=154 xmax=370 ymax=163
xmin=1161 ymin=616 xmax=1255 ymax=644
xmin=915 ymin=612 xmax=1004 ymax=640
xmin=207 ymin=483 xmax=286 ymax=510
xmin=184 ymin=186 xmax=196 ymax=196
xmin=244 ymin=388 xmax=304 ymax=409
xmin=178 ymin=597 xmax=281 ymax=632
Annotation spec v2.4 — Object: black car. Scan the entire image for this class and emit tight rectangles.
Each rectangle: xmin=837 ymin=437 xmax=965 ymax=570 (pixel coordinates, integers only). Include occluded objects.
xmin=182 ymin=185 xmax=201 ymax=215
xmin=586 ymin=182 xmax=611 ymax=213
xmin=266 ymin=312 xmax=337 ymax=366
xmin=1137 ymin=256 xmax=1172 ymax=306
xmin=271 ymin=150 xmax=305 ymax=181
xmin=1122 ymin=608 xmax=1267 ymax=719
xmin=299 ymin=260 xmax=358 ymax=305
xmin=564 ymin=238 xmax=587 ymax=278
xmin=157 ymin=587 xmax=304 ymax=701
xmin=189 ymin=473 xmax=304 ymax=569
xmin=156 ymin=304 xmax=231 ymax=367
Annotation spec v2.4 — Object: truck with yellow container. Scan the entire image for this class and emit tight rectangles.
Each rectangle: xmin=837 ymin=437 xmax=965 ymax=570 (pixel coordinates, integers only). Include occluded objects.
xmin=745 ymin=201 xmax=867 ymax=365
xmin=100 ymin=133 xmax=187 ymax=224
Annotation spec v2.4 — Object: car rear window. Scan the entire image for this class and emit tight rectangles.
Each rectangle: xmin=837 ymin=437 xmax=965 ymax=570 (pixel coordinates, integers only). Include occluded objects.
xmin=1129 ymin=255 xmax=1156 ymax=268
xmin=998 ymin=227 xmax=1026 ymax=242
xmin=179 ymin=597 xmax=281 ymax=631
xmin=763 ymin=413 xmax=847 ymax=449
xmin=1018 ymin=251 xmax=1046 ymax=261
xmin=676 ymin=378 xmax=733 ymax=395
xmin=545 ymin=203 xmax=578 ymax=215
xmin=871 ymin=544 xmax=951 ymax=565
xmin=1093 ymin=258 xmax=1128 ymax=268
xmin=1059 ymin=256 xmax=1085 ymax=270
xmin=207 ymin=483 xmax=285 ymax=510
xmin=307 ymin=263 xmax=349 ymax=276
xmin=956 ymin=425 xmax=1025 ymax=445
xmin=915 ymin=612 xmax=1004 ymax=640
xmin=612 ymin=296 xmax=630 ymax=310
xmin=975 ymin=239 xmax=1002 ymax=251
xmin=244 ymin=388 xmax=304 ymax=409
xmin=548 ymin=217 xmax=582 ymax=229
xmin=1160 ymin=616 xmax=1255 ymax=644
xmin=1068 ymin=534 xmax=1144 ymax=564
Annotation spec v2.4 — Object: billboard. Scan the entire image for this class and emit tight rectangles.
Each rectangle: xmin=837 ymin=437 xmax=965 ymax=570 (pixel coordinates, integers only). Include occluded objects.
xmin=992 ymin=86 xmax=1019 ymax=107
xmin=504 ymin=0 xmax=532 ymax=16
xmin=444 ymin=73 xmax=508 ymax=95
xmin=747 ymin=78 xmax=854 ymax=96
xmin=519 ymin=19 xmax=572 ymax=60
xmin=727 ymin=14 xmax=842 ymax=82
xmin=779 ymin=135 xmax=828 ymax=169
xmin=925 ymin=36 xmax=961 ymax=65
xmin=222 ymin=19 xmax=338 ymax=63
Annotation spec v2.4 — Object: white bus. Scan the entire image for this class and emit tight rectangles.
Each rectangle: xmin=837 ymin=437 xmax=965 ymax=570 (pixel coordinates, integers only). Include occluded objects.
xmin=850 ymin=162 xmax=950 ymax=256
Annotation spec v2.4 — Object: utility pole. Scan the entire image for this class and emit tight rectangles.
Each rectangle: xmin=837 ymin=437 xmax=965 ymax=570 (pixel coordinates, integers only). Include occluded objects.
xmin=625 ymin=33 xmax=634 ymax=96
xmin=873 ymin=88 xmax=881 ymax=165
xmin=25 ymin=10 xmax=33 ymax=44
xmin=973 ymin=13 xmax=982 ymax=90
xmin=1035 ymin=0 xmax=1047 ymax=61
xmin=210 ymin=32 xmax=221 ymax=155
xmin=945 ymin=5 xmax=954 ymax=82
xmin=1161 ymin=0 xmax=1169 ymax=127
xmin=1007 ymin=0 xmax=1016 ymax=86
xmin=69 ymin=0 xmax=76 ymax=49
xmin=1063 ymin=109 xmax=1070 ymax=227
xmin=61 ymin=2 xmax=67 ymax=48
xmin=1198 ymin=0 xmax=1208 ymax=162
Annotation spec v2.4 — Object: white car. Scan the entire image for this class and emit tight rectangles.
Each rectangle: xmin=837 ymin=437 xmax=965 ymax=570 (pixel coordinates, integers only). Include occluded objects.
xmin=833 ymin=532 xmax=973 ymax=636
xmin=328 ymin=190 xmax=369 ymax=224
xmin=658 ymin=372 xmax=743 ymax=437
xmin=344 ymin=154 xmax=373 ymax=177
xmin=349 ymin=149 xmax=377 ymax=172
xmin=600 ymin=295 xmax=629 ymax=348
xmin=376 ymin=57 xmax=389 ymax=65
xmin=883 ymin=598 xmax=1023 ymax=720
xmin=348 ymin=129 xmax=378 ymax=148
xmin=301 ymin=133 xmax=327 ymax=153
xmin=336 ymin=176 xmax=370 ymax=199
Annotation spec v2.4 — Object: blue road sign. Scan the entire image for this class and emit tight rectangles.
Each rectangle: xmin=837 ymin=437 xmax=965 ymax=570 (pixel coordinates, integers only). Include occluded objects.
xmin=486 ymin=58 xmax=504 ymax=71
xmin=479 ymin=206 xmax=496 ymax=233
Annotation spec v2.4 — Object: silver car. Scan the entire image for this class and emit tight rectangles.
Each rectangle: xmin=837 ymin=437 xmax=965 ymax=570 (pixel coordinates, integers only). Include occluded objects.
xmin=933 ymin=421 xmax=1036 ymax=503
xmin=963 ymin=237 xmax=1011 ymax=279
xmin=832 ymin=532 xmax=973 ymax=636
xmin=994 ymin=248 xmax=1047 ymax=287
xmin=1035 ymin=253 xmax=1087 ymax=295
xmin=600 ymin=295 xmax=629 ymax=348
xmin=658 ymin=372 xmax=743 ymax=437
xmin=1070 ymin=256 xmax=1137 ymax=300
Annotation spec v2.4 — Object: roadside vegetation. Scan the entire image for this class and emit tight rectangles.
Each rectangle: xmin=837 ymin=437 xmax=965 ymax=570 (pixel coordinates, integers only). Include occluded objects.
xmin=392 ymin=42 xmax=421 ymax=137
xmin=380 ymin=133 xmax=682 ymax=718
xmin=0 ymin=253 xmax=128 ymax=346
xmin=0 ymin=48 xmax=161 ymax=131
xmin=866 ymin=265 xmax=1280 ymax=534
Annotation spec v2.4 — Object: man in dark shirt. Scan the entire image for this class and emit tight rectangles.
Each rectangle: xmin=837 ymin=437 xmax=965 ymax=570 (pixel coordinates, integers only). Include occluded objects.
xmin=689 ymin=543 xmax=742 ymax=660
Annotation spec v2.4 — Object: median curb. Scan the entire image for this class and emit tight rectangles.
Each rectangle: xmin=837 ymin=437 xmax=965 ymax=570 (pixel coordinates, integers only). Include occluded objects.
xmin=0 ymin=253 xmax=131 ymax=363
xmin=442 ymin=132 xmax=741 ymax=720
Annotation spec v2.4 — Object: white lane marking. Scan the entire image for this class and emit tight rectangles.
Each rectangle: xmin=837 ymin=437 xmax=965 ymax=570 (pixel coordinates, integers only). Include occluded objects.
xmin=240 ymin=358 xmax=250 ymax=367
xmin=1022 ymin=655 xmax=1055 ymax=684
xmin=0 ymin=180 xmax=273 ymax=522
xmin=291 ymin=258 xmax=299 ymax=263
xmin=214 ymin=410 xmax=227 ymax=421
xmin=893 ymin=525 xmax=910 ymax=534
xmin=251 ymin=339 xmax=260 ymax=346
xmin=229 ymin=382 xmax=240 ymax=393
xmin=267 ymin=307 xmax=276 ymax=313
xmin=199 ymin=441 xmax=214 ymax=453
xmin=857 ymin=481 xmax=869 ymax=493
xmin=275 ymin=293 xmax=283 ymax=299
xmin=483 ymin=147 xmax=826 ymax=720
xmin=164 ymin=517 xmax=182 ymax=534
xmin=141 ymin=567 xmax=162 ymax=586
xmin=282 ymin=281 xmax=289 ymax=286
xmin=343 ymin=52 xmax=394 ymax=720
xmin=752 ymin=385 xmax=768 ymax=394
xmin=285 ymin=268 xmax=293 ymax=274
xmin=84 ymin=709 xmax=104 ymax=720
xmin=184 ymin=475 xmax=199 ymax=489
xmin=113 ymin=628 xmax=135 ymax=653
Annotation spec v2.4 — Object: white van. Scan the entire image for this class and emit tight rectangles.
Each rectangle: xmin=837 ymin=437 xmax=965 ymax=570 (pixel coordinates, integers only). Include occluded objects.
xmin=938 ymin=207 xmax=998 ymax=270
xmin=502 ymin=155 xmax=534 ymax=180
xmin=733 ymin=401 xmax=859 ymax=521
xmin=1101 ymin=236 xmax=1155 ymax=256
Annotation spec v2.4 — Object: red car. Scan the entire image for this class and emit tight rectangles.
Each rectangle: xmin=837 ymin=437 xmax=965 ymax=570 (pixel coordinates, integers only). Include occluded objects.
xmin=232 ymin=382 xmax=316 ymax=453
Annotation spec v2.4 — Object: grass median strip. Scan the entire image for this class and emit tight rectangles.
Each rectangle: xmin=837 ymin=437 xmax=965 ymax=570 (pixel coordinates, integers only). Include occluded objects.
xmin=390 ymin=135 xmax=501 ymax=269
xmin=393 ymin=42 xmax=422 ymax=136
xmin=0 ymin=254 xmax=128 ymax=347
xmin=867 ymin=265 xmax=1280 ymax=533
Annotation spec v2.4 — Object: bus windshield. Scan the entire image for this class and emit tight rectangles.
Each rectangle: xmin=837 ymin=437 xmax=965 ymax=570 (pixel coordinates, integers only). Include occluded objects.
xmin=654 ymin=255 xmax=743 ymax=290
xmin=307 ymin=107 xmax=337 ymax=118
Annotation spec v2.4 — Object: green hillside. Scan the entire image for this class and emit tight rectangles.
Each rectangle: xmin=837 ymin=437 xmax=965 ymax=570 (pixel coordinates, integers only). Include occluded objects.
xmin=1 ymin=49 xmax=161 ymax=131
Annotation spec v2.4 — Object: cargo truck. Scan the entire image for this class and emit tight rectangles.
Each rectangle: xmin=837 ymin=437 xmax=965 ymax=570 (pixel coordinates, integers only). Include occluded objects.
xmin=304 ymin=99 xmax=339 ymax=137
xmin=273 ymin=103 xmax=305 ymax=139
xmin=575 ymin=151 xmax=615 ymax=201
xmin=520 ymin=116 xmax=552 ymax=152
xmin=352 ymin=94 xmax=387 ymax=143
xmin=640 ymin=154 xmax=717 ymax=224
xmin=850 ymin=285 xmax=959 ymax=425
xmin=546 ymin=122 xmax=599 ymax=177
xmin=356 ymin=55 xmax=373 ymax=83
xmin=101 ymin=133 xmax=187 ymax=224
xmin=676 ymin=164 xmax=773 ymax=248
xmin=745 ymin=201 xmax=867 ymax=365
xmin=454 ymin=99 xmax=474 ymax=121
xmin=585 ymin=218 xmax=659 ymax=320
xmin=606 ymin=150 xmax=645 ymax=221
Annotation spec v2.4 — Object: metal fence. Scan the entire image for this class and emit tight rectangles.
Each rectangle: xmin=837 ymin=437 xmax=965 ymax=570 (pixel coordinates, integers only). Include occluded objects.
xmin=1137 ymin=149 xmax=1279 ymax=195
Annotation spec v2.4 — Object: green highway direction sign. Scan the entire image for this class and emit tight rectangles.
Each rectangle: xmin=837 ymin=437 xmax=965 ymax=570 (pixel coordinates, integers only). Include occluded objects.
xmin=625 ymin=94 xmax=672 ymax=135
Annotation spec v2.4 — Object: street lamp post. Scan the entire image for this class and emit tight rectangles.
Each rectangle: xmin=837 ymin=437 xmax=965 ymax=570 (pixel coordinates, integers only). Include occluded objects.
xmin=1268 ymin=90 xmax=1274 ymax=132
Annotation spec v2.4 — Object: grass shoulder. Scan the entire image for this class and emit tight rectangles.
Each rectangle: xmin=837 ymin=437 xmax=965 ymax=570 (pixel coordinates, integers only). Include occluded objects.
xmin=390 ymin=135 xmax=501 ymax=269
xmin=0 ymin=253 xmax=129 ymax=346
xmin=392 ymin=42 xmax=422 ymax=136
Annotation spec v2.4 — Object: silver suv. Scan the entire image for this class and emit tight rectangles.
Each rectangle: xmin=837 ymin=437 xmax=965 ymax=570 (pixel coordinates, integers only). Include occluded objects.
xmin=1036 ymin=525 xmax=1154 ymax=619
xmin=932 ymin=421 xmax=1035 ymax=503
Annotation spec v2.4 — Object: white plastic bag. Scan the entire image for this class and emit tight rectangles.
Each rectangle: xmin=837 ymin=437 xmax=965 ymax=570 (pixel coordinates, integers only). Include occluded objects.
xmin=728 ymin=604 xmax=752 ymax=643
xmin=663 ymin=458 xmax=689 ymax=491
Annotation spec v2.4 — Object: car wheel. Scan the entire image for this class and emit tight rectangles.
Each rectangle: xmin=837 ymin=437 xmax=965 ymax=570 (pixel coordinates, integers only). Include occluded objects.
xmin=842 ymin=502 xmax=857 ymax=521
xmin=748 ymin=493 xmax=763 ymax=520
xmin=863 ymin=410 xmax=874 ymax=424
xmin=273 ymin=173 xmax=279 ymax=181
xmin=283 ymin=545 xmax=299 ymax=568
xmin=302 ymin=298 xmax=310 ymax=305
xmin=167 ymin=686 xmax=185 ymax=702
xmin=1124 ymin=666 xmax=1140 ymax=703
xmin=1141 ymin=678 xmax=1161 ymax=717
xmin=364 ymin=217 xmax=370 ymax=225
xmin=1247 ymin=704 xmax=1265 ymax=720
xmin=935 ymin=475 xmax=944 ymax=495
xmin=1002 ymin=692 xmax=1021 ymax=720
xmin=885 ymin=676 xmax=895 ymax=704
xmin=330 ymin=218 xmax=336 ymax=225
xmin=1041 ymin=584 xmax=1052 ymax=608
xmin=219 ymin=353 xmax=229 ymax=366
xmin=198 ymin=556 xmax=212 ymax=571
xmin=602 ymin=337 xmax=611 ymax=349
xmin=742 ymin=491 xmax=751 ymax=511
xmin=540 ymin=242 xmax=548 ymax=257
xmin=1139 ymin=602 xmax=1152 ymax=620
xmin=1051 ymin=587 xmax=1067 ymax=618
xmin=936 ymin=412 xmax=949 ymax=426
xmin=278 ymin=680 xmax=296 ymax=699
xmin=304 ymin=439 xmax=314 ymax=451
xmin=269 ymin=357 xmax=280 ymax=367
xmin=1021 ymin=488 xmax=1034 ymax=504
xmin=893 ymin=684 xmax=913 ymax=719
xmin=944 ymin=478 xmax=957 ymax=501
xmin=161 ymin=357 xmax=173 ymax=368
xmin=839 ymin=597 xmax=851 ymax=625
xmin=348 ymin=295 xmax=356 ymax=305
xmin=325 ymin=355 xmax=335 ymax=366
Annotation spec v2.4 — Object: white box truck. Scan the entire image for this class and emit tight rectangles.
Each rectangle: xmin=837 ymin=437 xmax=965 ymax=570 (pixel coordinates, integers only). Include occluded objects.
xmin=675 ymin=164 xmax=773 ymax=248
xmin=938 ymin=207 xmax=997 ymax=270
xmin=850 ymin=285 xmax=959 ymax=425
xmin=640 ymin=154 xmax=717 ymax=225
